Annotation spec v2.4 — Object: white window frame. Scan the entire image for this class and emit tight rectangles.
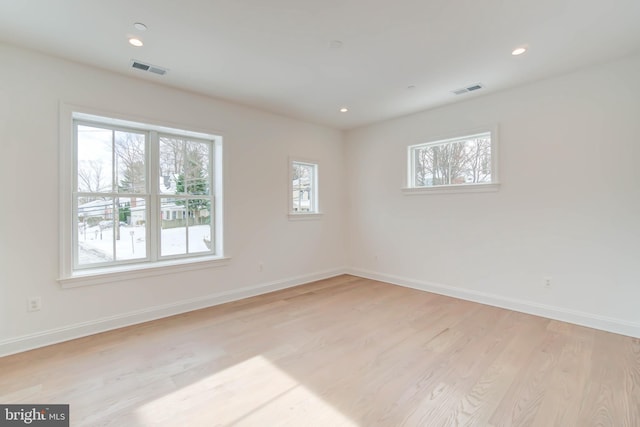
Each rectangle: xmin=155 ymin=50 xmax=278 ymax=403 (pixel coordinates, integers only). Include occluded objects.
xmin=59 ymin=105 xmax=227 ymax=287
xmin=402 ymin=126 xmax=500 ymax=195
xmin=288 ymin=158 xmax=322 ymax=220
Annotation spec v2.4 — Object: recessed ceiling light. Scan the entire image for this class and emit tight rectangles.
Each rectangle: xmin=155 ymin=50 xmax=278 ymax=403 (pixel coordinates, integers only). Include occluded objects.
xmin=511 ymin=47 xmax=527 ymax=56
xmin=340 ymin=107 xmax=348 ymax=113
xmin=133 ymin=22 xmax=147 ymax=31
xmin=128 ymin=37 xmax=143 ymax=47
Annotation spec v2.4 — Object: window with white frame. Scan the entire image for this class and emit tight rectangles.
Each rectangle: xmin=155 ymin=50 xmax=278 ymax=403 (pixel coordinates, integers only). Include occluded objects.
xmin=67 ymin=112 xmax=223 ymax=277
xmin=407 ymin=130 xmax=498 ymax=192
xmin=290 ymin=160 xmax=319 ymax=214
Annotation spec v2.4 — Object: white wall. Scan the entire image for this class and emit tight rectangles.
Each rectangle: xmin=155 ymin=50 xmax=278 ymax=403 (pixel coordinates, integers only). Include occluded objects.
xmin=346 ymin=53 xmax=640 ymax=337
xmin=0 ymin=43 xmax=347 ymax=355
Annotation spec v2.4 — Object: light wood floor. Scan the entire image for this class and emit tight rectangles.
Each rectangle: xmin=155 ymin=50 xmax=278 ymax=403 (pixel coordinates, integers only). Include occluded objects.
xmin=1 ymin=275 xmax=638 ymax=426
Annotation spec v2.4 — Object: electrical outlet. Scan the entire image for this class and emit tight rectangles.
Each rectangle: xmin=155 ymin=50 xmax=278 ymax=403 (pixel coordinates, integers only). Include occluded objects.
xmin=258 ymin=262 xmax=264 ymax=272
xmin=27 ymin=296 xmax=42 ymax=312
xmin=544 ymin=277 xmax=552 ymax=289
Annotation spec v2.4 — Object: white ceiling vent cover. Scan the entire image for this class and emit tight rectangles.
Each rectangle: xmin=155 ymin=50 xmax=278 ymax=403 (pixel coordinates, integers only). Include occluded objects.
xmin=130 ymin=60 xmax=168 ymax=76
xmin=452 ymin=83 xmax=484 ymax=95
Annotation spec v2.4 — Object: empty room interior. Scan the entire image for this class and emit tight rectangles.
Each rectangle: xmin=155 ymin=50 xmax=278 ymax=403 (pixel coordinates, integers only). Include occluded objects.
xmin=1 ymin=1 xmax=639 ymax=426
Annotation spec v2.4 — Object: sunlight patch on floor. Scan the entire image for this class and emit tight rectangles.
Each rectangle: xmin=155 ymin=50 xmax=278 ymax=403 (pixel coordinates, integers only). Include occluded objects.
xmin=134 ymin=355 xmax=357 ymax=426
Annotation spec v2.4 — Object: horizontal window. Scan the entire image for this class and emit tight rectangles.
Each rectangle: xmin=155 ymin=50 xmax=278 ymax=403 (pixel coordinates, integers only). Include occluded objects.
xmin=407 ymin=130 xmax=499 ymax=192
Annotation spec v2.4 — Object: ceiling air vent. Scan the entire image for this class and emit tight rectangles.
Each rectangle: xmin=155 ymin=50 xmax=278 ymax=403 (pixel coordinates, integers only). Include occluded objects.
xmin=452 ymin=83 xmax=484 ymax=95
xmin=130 ymin=60 xmax=168 ymax=76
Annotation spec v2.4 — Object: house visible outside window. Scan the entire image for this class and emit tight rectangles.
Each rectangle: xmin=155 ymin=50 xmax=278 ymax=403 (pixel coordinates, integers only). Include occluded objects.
xmin=289 ymin=159 xmax=320 ymax=216
xmin=63 ymin=111 xmax=224 ymax=281
xmin=405 ymin=129 xmax=499 ymax=194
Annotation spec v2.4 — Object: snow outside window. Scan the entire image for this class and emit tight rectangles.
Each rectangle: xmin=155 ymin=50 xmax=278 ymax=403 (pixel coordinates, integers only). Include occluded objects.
xmin=69 ymin=113 xmax=223 ymax=276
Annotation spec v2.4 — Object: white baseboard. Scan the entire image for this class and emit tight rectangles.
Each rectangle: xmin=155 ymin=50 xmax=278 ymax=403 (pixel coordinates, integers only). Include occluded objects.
xmin=0 ymin=268 xmax=347 ymax=357
xmin=348 ymin=268 xmax=640 ymax=339
xmin=4 ymin=267 xmax=637 ymax=357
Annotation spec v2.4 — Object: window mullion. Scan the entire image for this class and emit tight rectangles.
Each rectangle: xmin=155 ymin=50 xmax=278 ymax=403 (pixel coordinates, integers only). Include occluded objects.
xmin=314 ymin=164 xmax=318 ymax=211
xmin=111 ymin=130 xmax=117 ymax=261
xmin=183 ymin=142 xmax=190 ymax=254
xmin=210 ymin=140 xmax=216 ymax=255
xmin=149 ymin=131 xmax=159 ymax=262
xmin=72 ymin=123 xmax=78 ymax=271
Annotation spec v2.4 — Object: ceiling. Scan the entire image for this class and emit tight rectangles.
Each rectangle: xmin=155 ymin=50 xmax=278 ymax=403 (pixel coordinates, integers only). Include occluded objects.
xmin=1 ymin=0 xmax=639 ymax=130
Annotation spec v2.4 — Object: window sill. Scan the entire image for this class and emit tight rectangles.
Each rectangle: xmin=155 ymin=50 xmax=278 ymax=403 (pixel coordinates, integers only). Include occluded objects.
xmin=401 ymin=182 xmax=500 ymax=195
xmin=288 ymin=212 xmax=324 ymax=221
xmin=58 ymin=256 xmax=231 ymax=289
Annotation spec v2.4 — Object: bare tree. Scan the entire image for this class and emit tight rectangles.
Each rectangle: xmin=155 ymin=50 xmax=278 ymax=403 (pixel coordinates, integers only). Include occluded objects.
xmin=292 ymin=163 xmax=311 ymax=211
xmin=415 ymin=144 xmax=456 ymax=185
xmin=454 ymin=137 xmax=491 ymax=183
xmin=113 ymin=131 xmax=145 ymax=239
xmin=159 ymin=137 xmax=185 ymax=180
xmin=414 ymin=137 xmax=491 ymax=186
xmin=78 ymin=160 xmax=108 ymax=193
xmin=115 ymin=131 xmax=145 ymax=193
xmin=159 ymin=137 xmax=209 ymax=192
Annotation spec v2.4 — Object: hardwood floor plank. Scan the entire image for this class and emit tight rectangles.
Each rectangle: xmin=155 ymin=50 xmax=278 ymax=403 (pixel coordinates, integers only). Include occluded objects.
xmin=1 ymin=275 xmax=638 ymax=426
xmin=575 ymin=332 xmax=640 ymax=426
xmin=530 ymin=324 xmax=593 ymax=427
xmin=488 ymin=325 xmax=565 ymax=426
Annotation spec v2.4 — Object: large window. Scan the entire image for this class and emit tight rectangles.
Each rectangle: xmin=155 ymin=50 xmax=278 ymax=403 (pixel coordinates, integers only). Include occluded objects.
xmin=64 ymin=111 xmax=223 ymax=280
xmin=406 ymin=129 xmax=499 ymax=193
xmin=289 ymin=159 xmax=319 ymax=216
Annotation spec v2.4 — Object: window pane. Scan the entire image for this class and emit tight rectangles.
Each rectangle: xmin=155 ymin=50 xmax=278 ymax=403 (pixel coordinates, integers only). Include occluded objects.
xmin=77 ymin=125 xmax=113 ymax=193
xmin=426 ymin=144 xmax=450 ymax=185
xmin=115 ymin=131 xmax=146 ymax=193
xmin=292 ymin=163 xmax=314 ymax=212
xmin=188 ymin=199 xmax=212 ymax=254
xmin=159 ymin=137 xmax=211 ymax=195
xmin=159 ymin=136 xmax=183 ymax=194
xmin=160 ymin=198 xmax=187 ymax=256
xmin=449 ymin=141 xmax=464 ymax=184
xmin=159 ymin=137 xmax=178 ymax=194
xmin=115 ymin=197 xmax=147 ymax=261
xmin=185 ymin=141 xmax=210 ymax=195
xmin=414 ymin=145 xmax=445 ymax=187
xmin=413 ymin=147 xmax=424 ymax=186
xmin=412 ymin=133 xmax=492 ymax=188
xmin=458 ymin=136 xmax=492 ymax=183
xmin=77 ymin=197 xmax=114 ymax=265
